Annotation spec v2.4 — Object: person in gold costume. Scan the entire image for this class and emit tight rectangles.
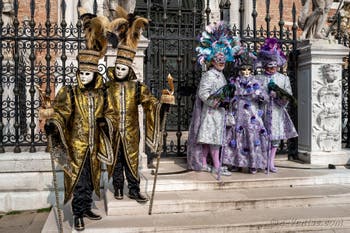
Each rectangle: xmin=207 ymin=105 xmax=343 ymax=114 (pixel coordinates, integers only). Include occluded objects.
xmin=104 ymin=7 xmax=171 ymax=203
xmin=44 ymin=10 xmax=124 ymax=231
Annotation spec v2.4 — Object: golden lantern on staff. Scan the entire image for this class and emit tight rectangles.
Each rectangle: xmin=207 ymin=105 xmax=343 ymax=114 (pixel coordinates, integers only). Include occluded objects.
xmin=160 ymin=73 xmax=176 ymax=105
xmin=35 ymin=84 xmax=55 ymax=121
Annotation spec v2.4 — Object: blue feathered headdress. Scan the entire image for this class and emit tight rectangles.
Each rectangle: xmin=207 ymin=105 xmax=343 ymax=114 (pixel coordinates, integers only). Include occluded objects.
xmin=196 ymin=21 xmax=241 ymax=65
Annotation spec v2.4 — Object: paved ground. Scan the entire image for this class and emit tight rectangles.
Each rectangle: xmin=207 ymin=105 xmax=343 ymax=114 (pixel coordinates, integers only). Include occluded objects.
xmin=0 ymin=210 xmax=50 ymax=233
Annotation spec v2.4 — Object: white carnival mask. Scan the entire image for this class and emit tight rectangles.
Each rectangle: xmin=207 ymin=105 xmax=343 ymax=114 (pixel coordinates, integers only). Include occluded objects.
xmin=115 ymin=63 xmax=130 ymax=80
xmin=79 ymin=70 xmax=94 ymax=85
xmin=240 ymin=68 xmax=252 ymax=77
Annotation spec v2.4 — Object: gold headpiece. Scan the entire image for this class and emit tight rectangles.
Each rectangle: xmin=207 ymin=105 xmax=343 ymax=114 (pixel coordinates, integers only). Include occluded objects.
xmin=113 ymin=6 xmax=149 ymax=66
xmin=77 ymin=49 xmax=101 ymax=72
xmin=78 ymin=7 xmax=129 ymax=70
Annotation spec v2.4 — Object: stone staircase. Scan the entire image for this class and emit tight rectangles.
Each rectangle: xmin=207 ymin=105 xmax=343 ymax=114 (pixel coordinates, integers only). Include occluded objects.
xmin=42 ymin=157 xmax=350 ymax=233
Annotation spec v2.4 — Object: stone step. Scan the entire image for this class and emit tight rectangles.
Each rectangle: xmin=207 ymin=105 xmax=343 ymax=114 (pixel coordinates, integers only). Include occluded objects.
xmin=138 ymin=166 xmax=350 ymax=192
xmin=42 ymin=202 xmax=350 ymax=233
xmin=41 ymin=162 xmax=350 ymax=233
xmin=106 ymin=184 xmax=350 ymax=216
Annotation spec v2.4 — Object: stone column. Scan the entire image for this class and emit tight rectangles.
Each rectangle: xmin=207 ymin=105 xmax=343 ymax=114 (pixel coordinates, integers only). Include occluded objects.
xmin=209 ymin=0 xmax=221 ymax=23
xmin=134 ymin=36 xmax=150 ymax=170
xmin=297 ymin=39 xmax=350 ymax=165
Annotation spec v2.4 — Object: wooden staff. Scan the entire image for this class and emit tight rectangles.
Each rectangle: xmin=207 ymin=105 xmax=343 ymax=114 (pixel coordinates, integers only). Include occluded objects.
xmin=36 ymin=84 xmax=63 ymax=232
xmin=48 ymin=135 xmax=64 ymax=233
xmin=148 ymin=110 xmax=168 ymax=215
xmin=148 ymin=74 xmax=174 ymax=215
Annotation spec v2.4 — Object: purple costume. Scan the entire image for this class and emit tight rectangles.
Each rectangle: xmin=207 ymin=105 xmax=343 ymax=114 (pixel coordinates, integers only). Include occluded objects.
xmin=223 ymin=75 xmax=269 ymax=169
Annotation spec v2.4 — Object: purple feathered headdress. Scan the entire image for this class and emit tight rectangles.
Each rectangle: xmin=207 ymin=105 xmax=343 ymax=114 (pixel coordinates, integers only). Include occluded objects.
xmin=257 ymin=38 xmax=286 ymax=68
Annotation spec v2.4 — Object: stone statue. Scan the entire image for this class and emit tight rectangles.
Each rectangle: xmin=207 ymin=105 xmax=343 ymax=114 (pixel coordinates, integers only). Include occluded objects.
xmin=339 ymin=2 xmax=350 ymax=37
xmin=79 ymin=0 xmax=136 ymax=20
xmin=298 ymin=0 xmax=334 ymax=39
xmin=104 ymin=0 xmax=136 ymax=19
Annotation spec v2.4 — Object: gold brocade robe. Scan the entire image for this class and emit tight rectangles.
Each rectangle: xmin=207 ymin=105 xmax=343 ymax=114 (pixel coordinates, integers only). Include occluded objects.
xmin=105 ymin=67 xmax=162 ymax=179
xmin=48 ymin=75 xmax=112 ymax=204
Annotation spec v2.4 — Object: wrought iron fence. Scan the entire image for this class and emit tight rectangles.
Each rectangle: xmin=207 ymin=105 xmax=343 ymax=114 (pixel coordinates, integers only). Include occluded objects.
xmin=0 ymin=0 xmax=90 ymax=153
xmin=0 ymin=0 xmax=301 ymax=156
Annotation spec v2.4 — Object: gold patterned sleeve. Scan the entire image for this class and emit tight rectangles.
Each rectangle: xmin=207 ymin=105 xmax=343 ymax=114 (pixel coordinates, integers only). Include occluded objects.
xmin=46 ymin=86 xmax=74 ymax=176
xmin=140 ymin=83 xmax=163 ymax=153
xmin=50 ymin=86 xmax=74 ymax=127
xmin=104 ymin=83 xmax=118 ymax=129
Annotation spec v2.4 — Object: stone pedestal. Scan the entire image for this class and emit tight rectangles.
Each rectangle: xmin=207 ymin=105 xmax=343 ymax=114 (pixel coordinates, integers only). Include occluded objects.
xmin=297 ymin=39 xmax=350 ymax=165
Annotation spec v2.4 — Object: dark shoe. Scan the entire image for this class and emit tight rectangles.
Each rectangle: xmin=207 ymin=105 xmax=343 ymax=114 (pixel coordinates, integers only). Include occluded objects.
xmin=250 ymin=168 xmax=257 ymax=174
xmin=128 ymin=192 xmax=149 ymax=203
xmin=147 ymin=162 xmax=156 ymax=169
xmin=74 ymin=216 xmax=85 ymax=231
xmin=114 ymin=188 xmax=124 ymax=200
xmin=228 ymin=166 xmax=242 ymax=172
xmin=83 ymin=210 xmax=102 ymax=220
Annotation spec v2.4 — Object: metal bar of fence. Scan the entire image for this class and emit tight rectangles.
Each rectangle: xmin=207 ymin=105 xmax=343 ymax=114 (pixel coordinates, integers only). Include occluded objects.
xmin=278 ymin=0 xmax=284 ymax=40
xmin=252 ymin=0 xmax=257 ymax=52
xmin=45 ymin=0 xmax=52 ymax=102
xmin=29 ymin=0 xmax=36 ymax=153
xmin=13 ymin=0 xmax=21 ymax=153
xmin=205 ymin=0 xmax=210 ymax=25
xmin=176 ymin=0 xmax=183 ymax=156
xmin=0 ymin=0 xmax=4 ymax=153
xmin=265 ymin=0 xmax=271 ymax=37
xmin=162 ymin=0 xmax=168 ymax=154
xmin=239 ymin=0 xmax=244 ymax=38
xmin=93 ymin=0 xmax=97 ymax=15
xmin=61 ymin=0 xmax=67 ymax=86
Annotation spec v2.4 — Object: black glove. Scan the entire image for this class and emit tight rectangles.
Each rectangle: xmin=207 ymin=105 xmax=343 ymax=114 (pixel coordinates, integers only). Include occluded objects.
xmin=257 ymin=96 xmax=265 ymax=105
xmin=218 ymin=101 xmax=230 ymax=110
xmin=44 ymin=122 xmax=56 ymax=136
xmin=161 ymin=104 xmax=171 ymax=113
xmin=96 ymin=117 xmax=107 ymax=127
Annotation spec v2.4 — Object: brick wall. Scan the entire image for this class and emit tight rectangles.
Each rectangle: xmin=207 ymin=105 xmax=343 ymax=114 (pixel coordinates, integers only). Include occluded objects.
xmin=17 ymin=0 xmax=58 ymax=24
xmin=255 ymin=1 xmax=302 ymax=29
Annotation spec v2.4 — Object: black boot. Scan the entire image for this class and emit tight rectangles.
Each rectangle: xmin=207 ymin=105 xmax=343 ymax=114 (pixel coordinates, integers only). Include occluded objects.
xmin=74 ymin=216 xmax=85 ymax=231
xmin=83 ymin=210 xmax=102 ymax=220
xmin=128 ymin=191 xmax=149 ymax=203
xmin=114 ymin=188 xmax=124 ymax=200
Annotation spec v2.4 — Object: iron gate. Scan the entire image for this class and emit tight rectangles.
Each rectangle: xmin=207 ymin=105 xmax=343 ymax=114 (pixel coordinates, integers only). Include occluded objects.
xmin=135 ymin=0 xmax=205 ymax=157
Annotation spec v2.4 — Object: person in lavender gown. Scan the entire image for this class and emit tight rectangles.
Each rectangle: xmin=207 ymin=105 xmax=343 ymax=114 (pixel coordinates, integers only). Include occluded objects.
xmin=223 ymin=50 xmax=269 ymax=174
xmin=187 ymin=22 xmax=241 ymax=176
xmin=255 ymin=38 xmax=298 ymax=173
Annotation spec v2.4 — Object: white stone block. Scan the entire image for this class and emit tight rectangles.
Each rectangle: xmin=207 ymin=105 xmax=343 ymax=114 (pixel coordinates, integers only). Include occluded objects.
xmin=297 ymin=39 xmax=350 ymax=165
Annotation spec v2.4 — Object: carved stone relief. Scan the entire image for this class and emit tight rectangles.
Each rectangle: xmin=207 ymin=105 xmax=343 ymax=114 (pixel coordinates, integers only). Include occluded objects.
xmin=312 ymin=64 xmax=341 ymax=151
